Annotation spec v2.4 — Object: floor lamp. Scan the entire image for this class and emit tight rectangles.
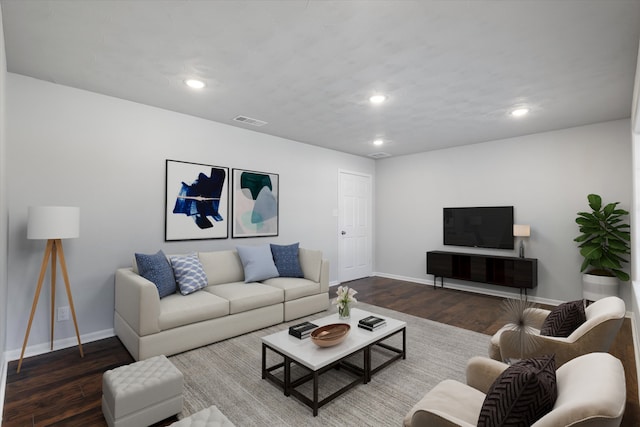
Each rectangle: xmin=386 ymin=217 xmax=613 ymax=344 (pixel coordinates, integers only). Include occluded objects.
xmin=17 ymin=206 xmax=84 ymax=373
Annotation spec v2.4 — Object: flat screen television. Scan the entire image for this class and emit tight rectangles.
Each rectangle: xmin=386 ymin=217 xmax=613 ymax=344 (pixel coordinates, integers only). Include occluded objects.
xmin=443 ymin=206 xmax=514 ymax=249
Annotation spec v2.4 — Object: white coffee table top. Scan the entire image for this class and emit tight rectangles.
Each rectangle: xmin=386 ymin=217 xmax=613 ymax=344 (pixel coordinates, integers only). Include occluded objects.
xmin=261 ymin=308 xmax=406 ymax=371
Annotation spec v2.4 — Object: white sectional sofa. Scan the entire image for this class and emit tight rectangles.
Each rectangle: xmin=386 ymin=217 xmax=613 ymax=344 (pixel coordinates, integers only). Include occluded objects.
xmin=114 ymin=247 xmax=329 ymax=360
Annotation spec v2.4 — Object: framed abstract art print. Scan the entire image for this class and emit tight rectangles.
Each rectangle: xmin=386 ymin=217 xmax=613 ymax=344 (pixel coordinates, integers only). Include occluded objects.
xmin=165 ymin=159 xmax=229 ymax=241
xmin=232 ymin=168 xmax=279 ymax=238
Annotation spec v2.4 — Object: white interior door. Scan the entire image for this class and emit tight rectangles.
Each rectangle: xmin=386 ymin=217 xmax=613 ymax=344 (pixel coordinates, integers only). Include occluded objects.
xmin=338 ymin=170 xmax=372 ymax=282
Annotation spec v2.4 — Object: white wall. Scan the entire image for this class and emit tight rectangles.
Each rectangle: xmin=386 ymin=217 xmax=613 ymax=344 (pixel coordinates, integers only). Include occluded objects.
xmin=375 ymin=120 xmax=633 ymax=305
xmin=5 ymin=73 xmax=374 ymax=355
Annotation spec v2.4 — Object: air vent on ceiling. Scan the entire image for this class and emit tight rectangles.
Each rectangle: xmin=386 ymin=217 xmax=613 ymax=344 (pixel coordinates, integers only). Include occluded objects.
xmin=368 ymin=152 xmax=391 ymax=159
xmin=233 ymin=115 xmax=267 ymax=127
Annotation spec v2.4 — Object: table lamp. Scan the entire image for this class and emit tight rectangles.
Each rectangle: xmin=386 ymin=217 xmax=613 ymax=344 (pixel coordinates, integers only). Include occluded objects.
xmin=513 ymin=224 xmax=531 ymax=258
xmin=17 ymin=206 xmax=84 ymax=373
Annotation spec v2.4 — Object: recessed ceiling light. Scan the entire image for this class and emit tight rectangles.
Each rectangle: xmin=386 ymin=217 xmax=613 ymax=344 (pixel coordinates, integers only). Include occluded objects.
xmin=373 ymin=139 xmax=384 ymax=146
xmin=511 ymin=108 xmax=529 ymax=117
xmin=185 ymin=79 xmax=205 ymax=89
xmin=369 ymin=94 xmax=387 ymax=104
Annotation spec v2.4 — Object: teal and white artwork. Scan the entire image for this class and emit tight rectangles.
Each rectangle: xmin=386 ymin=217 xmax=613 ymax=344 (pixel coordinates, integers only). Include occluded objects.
xmin=232 ymin=169 xmax=279 ymax=238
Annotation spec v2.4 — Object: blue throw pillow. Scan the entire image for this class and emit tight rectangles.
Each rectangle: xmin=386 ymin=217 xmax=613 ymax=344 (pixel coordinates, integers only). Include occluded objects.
xmin=135 ymin=250 xmax=177 ymax=298
xmin=170 ymin=253 xmax=208 ymax=295
xmin=270 ymin=243 xmax=304 ymax=278
xmin=236 ymin=244 xmax=280 ymax=282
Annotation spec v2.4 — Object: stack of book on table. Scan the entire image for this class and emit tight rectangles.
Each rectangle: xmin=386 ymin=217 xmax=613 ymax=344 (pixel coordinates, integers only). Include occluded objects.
xmin=288 ymin=321 xmax=318 ymax=339
xmin=358 ymin=315 xmax=386 ymax=331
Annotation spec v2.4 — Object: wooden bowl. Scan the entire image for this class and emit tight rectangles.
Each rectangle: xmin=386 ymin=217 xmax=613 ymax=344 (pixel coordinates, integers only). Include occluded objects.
xmin=310 ymin=323 xmax=350 ymax=347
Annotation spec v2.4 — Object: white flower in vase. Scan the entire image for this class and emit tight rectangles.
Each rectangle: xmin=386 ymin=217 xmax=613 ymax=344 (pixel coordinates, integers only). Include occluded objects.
xmin=333 ymin=285 xmax=357 ymax=319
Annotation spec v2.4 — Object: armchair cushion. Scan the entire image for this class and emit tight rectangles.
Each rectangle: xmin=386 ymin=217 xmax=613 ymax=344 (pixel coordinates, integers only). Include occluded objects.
xmin=478 ymin=355 xmax=557 ymax=427
xmin=540 ymin=299 xmax=586 ymax=337
xmin=403 ymin=379 xmax=485 ymax=427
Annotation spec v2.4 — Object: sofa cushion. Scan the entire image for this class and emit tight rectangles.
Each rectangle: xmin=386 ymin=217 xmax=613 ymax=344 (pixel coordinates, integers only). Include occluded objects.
xmin=261 ymin=277 xmax=320 ymax=301
xmin=158 ymin=291 xmax=229 ymax=331
xmin=236 ymin=244 xmax=279 ymax=282
xmin=204 ymin=282 xmax=283 ymax=314
xmin=270 ymin=243 xmax=304 ymax=278
xmin=478 ymin=354 xmax=557 ymax=427
xmin=198 ymin=250 xmax=244 ymax=285
xmin=170 ymin=253 xmax=208 ymax=295
xmin=135 ymin=250 xmax=177 ymax=298
xmin=540 ymin=300 xmax=586 ymax=337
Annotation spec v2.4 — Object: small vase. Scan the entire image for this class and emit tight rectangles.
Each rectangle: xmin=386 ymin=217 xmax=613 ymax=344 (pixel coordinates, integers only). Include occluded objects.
xmin=338 ymin=303 xmax=350 ymax=320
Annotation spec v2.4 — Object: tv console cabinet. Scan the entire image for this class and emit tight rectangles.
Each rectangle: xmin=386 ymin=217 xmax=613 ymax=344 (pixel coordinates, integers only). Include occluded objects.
xmin=426 ymin=251 xmax=537 ymax=295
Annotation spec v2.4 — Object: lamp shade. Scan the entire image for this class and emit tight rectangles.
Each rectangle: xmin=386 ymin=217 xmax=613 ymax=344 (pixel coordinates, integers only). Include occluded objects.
xmin=513 ymin=224 xmax=531 ymax=238
xmin=27 ymin=206 xmax=80 ymax=240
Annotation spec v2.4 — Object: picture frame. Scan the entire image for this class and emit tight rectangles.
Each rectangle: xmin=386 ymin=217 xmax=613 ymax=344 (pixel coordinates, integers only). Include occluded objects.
xmin=165 ymin=159 xmax=229 ymax=241
xmin=232 ymin=168 xmax=279 ymax=238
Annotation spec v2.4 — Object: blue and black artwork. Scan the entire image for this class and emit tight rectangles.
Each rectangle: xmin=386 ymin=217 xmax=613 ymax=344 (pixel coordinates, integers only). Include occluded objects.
xmin=173 ymin=168 xmax=226 ymax=229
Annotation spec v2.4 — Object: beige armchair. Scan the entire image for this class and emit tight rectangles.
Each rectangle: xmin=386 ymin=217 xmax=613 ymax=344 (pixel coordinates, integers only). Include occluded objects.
xmin=489 ymin=296 xmax=625 ymax=367
xmin=403 ymin=353 xmax=626 ymax=427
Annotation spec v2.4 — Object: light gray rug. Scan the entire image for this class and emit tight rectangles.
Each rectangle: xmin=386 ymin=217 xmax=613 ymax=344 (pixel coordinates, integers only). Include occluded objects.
xmin=169 ymin=303 xmax=490 ymax=426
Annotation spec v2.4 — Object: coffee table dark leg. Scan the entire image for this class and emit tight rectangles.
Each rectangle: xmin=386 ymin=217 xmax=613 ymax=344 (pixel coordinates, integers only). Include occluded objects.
xmin=284 ymin=356 xmax=291 ymax=396
xmin=313 ymin=371 xmax=319 ymax=416
xmin=364 ymin=346 xmax=371 ymax=383
xmin=261 ymin=343 xmax=266 ymax=379
xmin=402 ymin=327 xmax=407 ymax=359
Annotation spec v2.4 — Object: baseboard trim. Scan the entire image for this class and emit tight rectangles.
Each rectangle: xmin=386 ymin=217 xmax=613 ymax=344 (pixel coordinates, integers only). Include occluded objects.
xmin=4 ymin=328 xmax=115 ymax=364
xmin=0 ymin=352 xmax=6 ymax=425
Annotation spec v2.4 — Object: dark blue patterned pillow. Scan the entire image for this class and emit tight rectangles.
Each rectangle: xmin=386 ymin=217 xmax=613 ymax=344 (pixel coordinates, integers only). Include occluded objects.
xmin=540 ymin=300 xmax=586 ymax=337
xmin=135 ymin=250 xmax=177 ymax=298
xmin=478 ymin=354 xmax=557 ymax=427
xmin=270 ymin=243 xmax=304 ymax=278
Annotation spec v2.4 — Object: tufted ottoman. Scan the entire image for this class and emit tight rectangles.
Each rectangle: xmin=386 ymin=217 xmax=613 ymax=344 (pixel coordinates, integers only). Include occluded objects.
xmin=169 ymin=405 xmax=235 ymax=426
xmin=102 ymin=355 xmax=184 ymax=427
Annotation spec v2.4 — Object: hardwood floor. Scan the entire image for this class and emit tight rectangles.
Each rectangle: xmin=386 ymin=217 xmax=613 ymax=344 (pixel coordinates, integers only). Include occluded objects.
xmin=3 ymin=277 xmax=638 ymax=426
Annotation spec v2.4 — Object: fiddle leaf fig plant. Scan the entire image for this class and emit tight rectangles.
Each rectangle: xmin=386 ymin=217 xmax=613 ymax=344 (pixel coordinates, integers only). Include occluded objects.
xmin=574 ymin=194 xmax=630 ymax=281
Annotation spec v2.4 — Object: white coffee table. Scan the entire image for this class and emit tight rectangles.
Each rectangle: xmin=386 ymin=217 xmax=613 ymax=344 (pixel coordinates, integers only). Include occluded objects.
xmin=261 ymin=308 xmax=406 ymax=416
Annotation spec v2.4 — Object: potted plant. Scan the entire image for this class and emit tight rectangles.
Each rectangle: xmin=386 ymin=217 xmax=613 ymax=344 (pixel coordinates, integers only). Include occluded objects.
xmin=574 ymin=193 xmax=630 ymax=300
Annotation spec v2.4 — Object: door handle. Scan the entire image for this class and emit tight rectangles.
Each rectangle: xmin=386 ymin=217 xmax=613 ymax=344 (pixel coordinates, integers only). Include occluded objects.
xmin=341 ymin=231 xmax=346 ymax=235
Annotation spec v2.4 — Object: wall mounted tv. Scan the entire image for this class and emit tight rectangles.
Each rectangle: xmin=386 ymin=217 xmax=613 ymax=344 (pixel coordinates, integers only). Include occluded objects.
xmin=443 ymin=206 xmax=514 ymax=250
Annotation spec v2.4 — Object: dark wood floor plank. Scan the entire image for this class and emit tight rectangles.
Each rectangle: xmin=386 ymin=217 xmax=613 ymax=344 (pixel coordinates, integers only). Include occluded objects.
xmin=3 ymin=277 xmax=637 ymax=426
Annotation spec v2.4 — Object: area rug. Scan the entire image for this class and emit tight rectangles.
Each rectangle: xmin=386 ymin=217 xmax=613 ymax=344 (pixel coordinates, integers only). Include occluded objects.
xmin=169 ymin=303 xmax=490 ymax=426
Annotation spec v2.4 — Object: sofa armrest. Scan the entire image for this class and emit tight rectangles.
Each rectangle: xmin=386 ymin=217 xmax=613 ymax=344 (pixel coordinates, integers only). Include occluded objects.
xmin=466 ymin=356 xmax=508 ymax=393
xmin=299 ymin=248 xmax=329 ymax=291
xmin=115 ymin=268 xmax=161 ymax=336
xmin=319 ymin=259 xmax=329 ymax=293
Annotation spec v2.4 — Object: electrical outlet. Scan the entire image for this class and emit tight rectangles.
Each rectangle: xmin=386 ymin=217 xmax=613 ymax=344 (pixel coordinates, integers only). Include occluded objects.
xmin=57 ymin=306 xmax=70 ymax=321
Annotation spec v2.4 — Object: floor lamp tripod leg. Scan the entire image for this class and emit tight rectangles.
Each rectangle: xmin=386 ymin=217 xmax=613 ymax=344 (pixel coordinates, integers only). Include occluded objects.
xmin=50 ymin=242 xmax=57 ymax=351
xmin=17 ymin=240 xmax=54 ymax=373
xmin=56 ymin=239 xmax=84 ymax=358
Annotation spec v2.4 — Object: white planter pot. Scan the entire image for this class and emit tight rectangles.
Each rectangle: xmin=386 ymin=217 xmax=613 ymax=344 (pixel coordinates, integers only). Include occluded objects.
xmin=582 ymin=273 xmax=619 ymax=301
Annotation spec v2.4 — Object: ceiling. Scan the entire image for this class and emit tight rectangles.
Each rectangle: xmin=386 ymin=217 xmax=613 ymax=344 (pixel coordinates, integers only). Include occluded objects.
xmin=2 ymin=0 xmax=640 ymax=158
